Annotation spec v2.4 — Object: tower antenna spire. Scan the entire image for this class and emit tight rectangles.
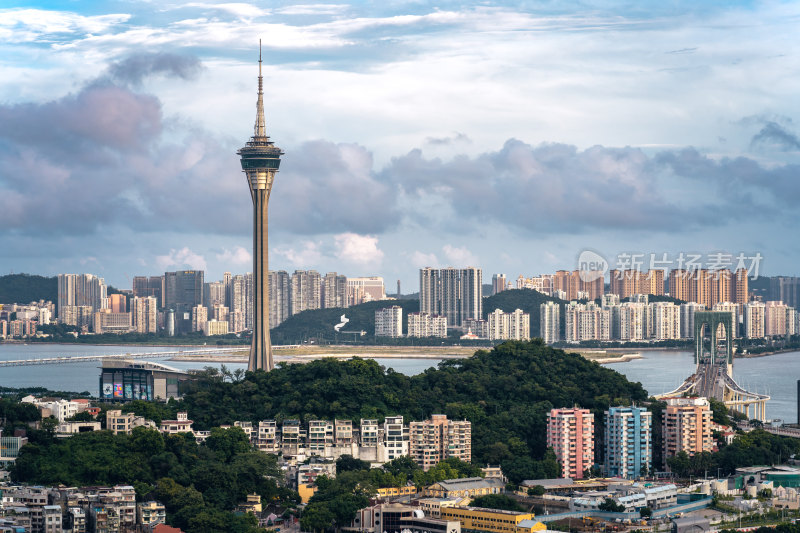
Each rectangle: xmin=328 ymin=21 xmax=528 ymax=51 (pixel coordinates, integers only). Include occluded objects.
xmin=255 ymin=39 xmax=266 ymax=137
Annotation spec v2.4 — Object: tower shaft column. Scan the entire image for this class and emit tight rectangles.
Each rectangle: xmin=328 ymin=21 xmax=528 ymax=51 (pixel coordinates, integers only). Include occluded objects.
xmin=249 ymin=187 xmax=273 ymax=371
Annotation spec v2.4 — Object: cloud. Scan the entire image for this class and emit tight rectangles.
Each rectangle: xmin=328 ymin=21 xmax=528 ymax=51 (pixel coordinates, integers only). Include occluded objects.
xmin=216 ymin=246 xmax=251 ymax=266
xmin=381 ymin=139 xmax=800 ymax=235
xmin=334 ymin=233 xmax=384 ymax=265
xmin=107 ymin=53 xmax=203 ymax=87
xmin=0 ymin=8 xmax=130 ymax=43
xmin=274 ymin=240 xmax=322 ymax=267
xmin=276 ymin=4 xmax=349 ymax=16
xmin=155 ymin=247 xmax=208 ymax=271
xmin=0 ymin=58 xmax=402 ymax=239
xmin=410 ymin=251 xmax=439 ymax=269
xmin=750 ymin=122 xmax=800 ymax=152
xmin=272 ymin=140 xmax=401 ymax=235
xmin=425 ymin=132 xmax=472 ymax=146
xmin=442 ymin=245 xmax=478 ymax=266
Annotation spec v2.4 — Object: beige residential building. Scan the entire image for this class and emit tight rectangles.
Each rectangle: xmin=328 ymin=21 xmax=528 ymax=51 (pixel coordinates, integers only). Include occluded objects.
xmin=131 ymin=296 xmax=158 ymax=333
xmin=745 ymin=301 xmax=766 ymax=339
xmin=408 ymin=312 xmax=448 ymax=338
xmin=105 ymin=410 xmax=155 ymax=435
xmin=618 ymin=302 xmax=646 ymax=341
xmin=191 ymin=304 xmax=208 ymax=333
xmin=487 ymin=308 xmax=530 ymax=341
xmin=662 ymin=397 xmax=713 ymax=468
xmin=409 ymin=414 xmax=471 ymax=471
xmin=765 ymin=301 xmax=789 ymax=337
xmin=565 ymin=302 xmax=611 ymax=342
xmin=93 ymin=310 xmax=132 ymax=334
xmin=649 ymin=302 xmax=681 ymax=340
xmin=291 ymin=270 xmax=322 ymax=314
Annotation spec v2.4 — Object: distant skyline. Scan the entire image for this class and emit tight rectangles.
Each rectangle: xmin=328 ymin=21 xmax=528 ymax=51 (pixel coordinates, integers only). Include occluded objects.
xmin=2 ymin=1 xmax=800 ymax=290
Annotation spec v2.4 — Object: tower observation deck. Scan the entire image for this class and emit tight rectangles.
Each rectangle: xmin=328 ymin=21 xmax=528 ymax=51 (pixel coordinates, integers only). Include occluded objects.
xmin=238 ymin=42 xmax=283 ymax=372
xmin=656 ymin=311 xmax=769 ymax=421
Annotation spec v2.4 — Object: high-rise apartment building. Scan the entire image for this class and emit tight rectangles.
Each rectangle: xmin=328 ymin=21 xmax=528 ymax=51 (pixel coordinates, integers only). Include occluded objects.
xmin=539 ymin=301 xmax=560 ymax=344
xmin=131 ymin=296 xmax=158 ymax=334
xmin=547 ymin=408 xmax=594 ymax=479
xmin=191 ymin=305 xmax=208 ymax=333
xmin=407 ymin=313 xmax=448 ymax=338
xmin=409 ymin=415 xmax=471 ymax=471
xmin=649 ymin=302 xmax=681 ymax=340
xmin=375 ymin=306 xmax=403 ymax=338
xmin=605 ymin=406 xmax=652 ymax=479
xmin=108 ymin=294 xmax=127 ymax=313
xmin=679 ymin=302 xmax=705 ymax=339
xmin=618 ymin=302 xmax=646 ymax=341
xmin=734 ymin=268 xmax=749 ymax=304
xmin=554 ymin=270 xmax=603 ymax=301
xmin=204 ymin=281 xmax=226 ymax=310
xmin=420 ymin=268 xmax=439 ymax=315
xmin=565 ymin=302 xmax=611 ymax=342
xmin=323 ymin=272 xmax=348 ymax=308
xmin=58 ymin=273 xmax=108 ymax=321
xmin=769 ymin=277 xmax=800 ymax=309
xmin=609 ymin=270 xmax=664 ymax=299
xmin=662 ymin=397 xmax=713 ymax=469
xmin=133 ymin=275 xmax=164 ymax=307
xmin=492 ymin=274 xmax=507 ymax=295
xmin=419 ymin=267 xmax=483 ymax=327
xmin=670 ymin=268 xmax=749 ymax=307
xmin=164 ymin=270 xmax=204 ymax=333
xmin=487 ymin=308 xmax=530 ymax=341
xmin=765 ymin=301 xmax=789 ymax=337
xmin=745 ymin=301 xmax=766 ymax=339
xmin=269 ymin=270 xmax=290 ymax=327
xmin=291 ymin=270 xmax=322 ymax=315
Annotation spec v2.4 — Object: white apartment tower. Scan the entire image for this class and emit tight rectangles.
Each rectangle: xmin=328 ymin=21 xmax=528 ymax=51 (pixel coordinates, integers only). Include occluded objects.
xmin=540 ymin=301 xmax=560 ymax=344
xmin=745 ymin=301 xmax=766 ymax=339
xmin=375 ymin=306 xmax=403 ymax=338
xmin=419 ymin=267 xmax=483 ymax=327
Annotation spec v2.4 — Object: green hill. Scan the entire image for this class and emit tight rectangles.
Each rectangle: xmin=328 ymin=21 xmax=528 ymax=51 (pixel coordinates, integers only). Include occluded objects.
xmin=0 ymin=274 xmax=57 ymax=304
xmin=181 ymin=340 xmax=649 ymax=481
xmin=271 ymin=299 xmax=421 ymax=344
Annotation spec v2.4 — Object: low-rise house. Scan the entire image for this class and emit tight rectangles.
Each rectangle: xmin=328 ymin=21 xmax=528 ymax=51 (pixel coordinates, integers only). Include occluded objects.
xmin=159 ymin=412 xmax=193 ymax=434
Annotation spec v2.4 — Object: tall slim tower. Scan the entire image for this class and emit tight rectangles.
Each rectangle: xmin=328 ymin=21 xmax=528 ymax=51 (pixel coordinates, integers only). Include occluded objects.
xmin=238 ymin=42 xmax=283 ymax=371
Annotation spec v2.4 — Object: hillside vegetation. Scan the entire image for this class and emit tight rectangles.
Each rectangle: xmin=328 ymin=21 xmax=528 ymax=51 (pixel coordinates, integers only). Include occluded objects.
xmin=0 ymin=274 xmax=57 ymax=304
xmin=182 ymin=340 xmax=648 ymax=482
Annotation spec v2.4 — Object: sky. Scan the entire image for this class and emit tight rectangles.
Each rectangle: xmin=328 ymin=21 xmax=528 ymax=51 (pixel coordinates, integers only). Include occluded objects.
xmin=1 ymin=0 xmax=799 ymax=291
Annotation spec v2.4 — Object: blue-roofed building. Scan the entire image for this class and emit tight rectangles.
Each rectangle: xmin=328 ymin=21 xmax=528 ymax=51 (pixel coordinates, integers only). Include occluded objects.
xmin=604 ymin=406 xmax=652 ymax=479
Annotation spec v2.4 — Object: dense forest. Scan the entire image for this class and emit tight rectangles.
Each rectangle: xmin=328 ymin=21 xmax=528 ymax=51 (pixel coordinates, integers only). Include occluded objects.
xmin=181 ymin=340 xmax=647 ymax=481
xmin=12 ymin=426 xmax=295 ymax=533
xmin=0 ymin=273 xmax=57 ymax=304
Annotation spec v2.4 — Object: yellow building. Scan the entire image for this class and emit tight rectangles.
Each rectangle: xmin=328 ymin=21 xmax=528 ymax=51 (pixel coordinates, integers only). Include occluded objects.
xmin=298 ymin=483 xmax=318 ymax=504
xmin=377 ymin=485 xmax=417 ymax=498
xmin=422 ymin=477 xmax=504 ymax=499
xmin=440 ymin=507 xmax=545 ymax=533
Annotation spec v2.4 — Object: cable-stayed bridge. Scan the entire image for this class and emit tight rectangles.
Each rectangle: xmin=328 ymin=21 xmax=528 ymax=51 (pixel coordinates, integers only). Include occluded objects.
xmin=655 ymin=311 xmax=769 ymax=421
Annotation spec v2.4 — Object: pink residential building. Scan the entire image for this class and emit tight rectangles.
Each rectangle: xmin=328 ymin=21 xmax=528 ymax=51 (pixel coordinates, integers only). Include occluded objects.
xmin=546 ymin=408 xmax=594 ymax=479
